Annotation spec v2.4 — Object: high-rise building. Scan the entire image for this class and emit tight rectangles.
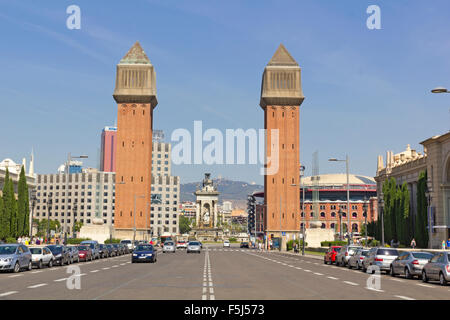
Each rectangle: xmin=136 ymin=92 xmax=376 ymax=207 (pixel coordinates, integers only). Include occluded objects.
xmin=100 ymin=126 xmax=117 ymax=172
xmin=260 ymin=44 xmax=304 ymax=246
xmin=113 ymin=42 xmax=157 ymax=238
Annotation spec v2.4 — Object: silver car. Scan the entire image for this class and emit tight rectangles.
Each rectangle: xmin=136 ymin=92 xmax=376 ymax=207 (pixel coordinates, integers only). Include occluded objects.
xmin=336 ymin=245 xmax=362 ymax=267
xmin=362 ymin=247 xmax=399 ymax=274
xmin=187 ymin=241 xmax=201 ymax=254
xmin=390 ymin=251 xmax=433 ymax=279
xmin=30 ymin=246 xmax=54 ymax=268
xmin=0 ymin=244 xmax=32 ymax=273
xmin=347 ymin=248 xmax=369 ymax=269
xmin=422 ymin=252 xmax=450 ymax=286
xmin=163 ymin=241 xmax=176 ymax=253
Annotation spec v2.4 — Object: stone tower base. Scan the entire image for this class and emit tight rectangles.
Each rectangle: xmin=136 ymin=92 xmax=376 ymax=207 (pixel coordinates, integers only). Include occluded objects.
xmin=305 ymin=228 xmax=335 ymax=248
xmin=79 ymin=224 xmax=113 ymax=244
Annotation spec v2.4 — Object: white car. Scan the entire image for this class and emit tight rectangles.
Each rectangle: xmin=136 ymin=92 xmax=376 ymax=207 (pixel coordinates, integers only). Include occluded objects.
xmin=29 ymin=246 xmax=54 ymax=269
xmin=223 ymin=240 xmax=231 ymax=248
xmin=176 ymin=241 xmax=187 ymax=249
xmin=120 ymin=239 xmax=133 ymax=252
xmin=163 ymin=242 xmax=176 ymax=253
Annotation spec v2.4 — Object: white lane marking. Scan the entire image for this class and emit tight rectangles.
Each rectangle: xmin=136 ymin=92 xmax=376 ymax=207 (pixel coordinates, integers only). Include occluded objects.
xmin=27 ymin=283 xmax=47 ymax=289
xmin=366 ymin=287 xmax=384 ymax=293
xmin=343 ymin=281 xmax=359 ymax=286
xmin=202 ymin=295 xmax=207 ymax=300
xmin=304 ymin=270 xmax=311 ymax=272
xmin=295 ymin=267 xmax=302 ymax=270
xmin=416 ymin=283 xmax=434 ymax=288
xmin=31 ymin=271 xmax=43 ymax=274
xmin=0 ymin=291 xmax=18 ymax=297
xmin=90 ymin=270 xmax=99 ymax=273
xmin=395 ymin=295 xmax=415 ymax=300
xmin=120 ymin=263 xmax=126 ymax=266
xmin=287 ymin=265 xmax=294 ymax=268
xmin=111 ymin=265 xmax=119 ymax=268
xmin=8 ymin=274 xmax=23 ymax=278
xmin=327 ymin=276 xmax=339 ymax=280
xmin=390 ymin=278 xmax=405 ymax=282
xmin=102 ymin=267 xmax=110 ymax=270
xmin=210 ymin=295 xmax=215 ymax=300
xmin=314 ymin=272 xmax=323 ymax=276
xmin=54 ymin=278 xmax=68 ymax=282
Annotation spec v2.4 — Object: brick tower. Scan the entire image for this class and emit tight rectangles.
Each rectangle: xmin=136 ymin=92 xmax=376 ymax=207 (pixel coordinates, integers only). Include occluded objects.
xmin=260 ymin=44 xmax=304 ymax=248
xmin=113 ymin=42 xmax=157 ymax=239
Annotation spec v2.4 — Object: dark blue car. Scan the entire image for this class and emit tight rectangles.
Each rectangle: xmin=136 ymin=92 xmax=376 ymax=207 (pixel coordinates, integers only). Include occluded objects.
xmin=131 ymin=244 xmax=157 ymax=263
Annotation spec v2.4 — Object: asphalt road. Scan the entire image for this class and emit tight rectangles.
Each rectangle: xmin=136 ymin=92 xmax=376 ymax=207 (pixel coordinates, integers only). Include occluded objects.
xmin=0 ymin=244 xmax=449 ymax=300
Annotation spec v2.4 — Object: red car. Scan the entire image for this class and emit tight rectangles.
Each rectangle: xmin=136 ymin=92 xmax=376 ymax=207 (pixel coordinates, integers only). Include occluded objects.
xmin=324 ymin=246 xmax=342 ymax=264
xmin=77 ymin=245 xmax=93 ymax=262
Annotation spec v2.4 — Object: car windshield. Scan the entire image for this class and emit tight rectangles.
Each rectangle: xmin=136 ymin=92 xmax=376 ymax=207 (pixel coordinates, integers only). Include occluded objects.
xmin=377 ymin=249 xmax=398 ymax=256
xmin=0 ymin=246 xmax=18 ymax=255
xmin=333 ymin=247 xmax=341 ymax=252
xmin=189 ymin=242 xmax=200 ymax=246
xmin=412 ymin=252 xmax=433 ymax=260
xmin=136 ymin=245 xmax=153 ymax=251
xmin=47 ymin=246 xmax=62 ymax=254
xmin=165 ymin=242 xmax=174 ymax=246
xmin=361 ymin=250 xmax=369 ymax=256
xmin=77 ymin=246 xmax=89 ymax=251
xmin=121 ymin=240 xmax=131 ymax=244
xmin=112 ymin=244 xmax=119 ymax=248
xmin=30 ymin=248 xmax=42 ymax=254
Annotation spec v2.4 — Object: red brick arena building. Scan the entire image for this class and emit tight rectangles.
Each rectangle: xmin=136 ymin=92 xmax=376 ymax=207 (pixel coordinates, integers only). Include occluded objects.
xmin=254 ymin=173 xmax=378 ymax=238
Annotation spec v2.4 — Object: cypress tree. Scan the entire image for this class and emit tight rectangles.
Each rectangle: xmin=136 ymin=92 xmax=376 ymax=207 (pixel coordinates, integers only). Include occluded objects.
xmin=17 ymin=166 xmax=30 ymax=236
xmin=0 ymin=194 xmax=4 ymax=240
xmin=2 ymin=170 xmax=12 ymax=238
xmin=8 ymin=176 xmax=18 ymax=238
xmin=415 ymin=171 xmax=428 ymax=248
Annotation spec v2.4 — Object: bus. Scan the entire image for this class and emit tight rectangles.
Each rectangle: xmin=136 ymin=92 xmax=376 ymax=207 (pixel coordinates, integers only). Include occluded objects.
xmin=160 ymin=233 xmax=177 ymax=246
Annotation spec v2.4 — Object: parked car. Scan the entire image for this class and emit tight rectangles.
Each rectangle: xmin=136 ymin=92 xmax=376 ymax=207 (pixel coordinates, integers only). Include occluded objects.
xmin=98 ymin=244 xmax=109 ymax=258
xmin=240 ymin=242 xmax=249 ymax=249
xmin=390 ymin=251 xmax=434 ymax=279
xmin=30 ymin=246 xmax=54 ymax=269
xmin=223 ymin=240 xmax=231 ymax=248
xmin=112 ymin=243 xmax=123 ymax=256
xmin=176 ymin=240 xmax=187 ymax=249
xmin=77 ymin=245 xmax=93 ymax=262
xmin=335 ymin=245 xmax=362 ymax=266
xmin=47 ymin=245 xmax=71 ymax=266
xmin=347 ymin=248 xmax=369 ymax=269
xmin=422 ymin=252 xmax=450 ymax=286
xmin=106 ymin=244 xmax=117 ymax=257
xmin=0 ymin=244 xmax=32 ymax=273
xmin=80 ymin=241 xmax=100 ymax=259
xmin=362 ymin=247 xmax=399 ymax=274
xmin=67 ymin=246 xmax=80 ymax=263
xmin=121 ymin=243 xmax=131 ymax=254
xmin=120 ymin=239 xmax=133 ymax=252
xmin=324 ymin=246 xmax=342 ymax=265
xmin=163 ymin=241 xmax=176 ymax=253
xmin=132 ymin=244 xmax=157 ymax=263
xmin=187 ymin=241 xmax=202 ymax=253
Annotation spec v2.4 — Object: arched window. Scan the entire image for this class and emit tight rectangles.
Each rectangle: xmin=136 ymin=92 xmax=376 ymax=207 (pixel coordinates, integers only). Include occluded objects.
xmin=352 ymin=212 xmax=357 ymax=218
xmin=331 ymin=212 xmax=336 ymax=217
xmin=342 ymin=212 xmax=347 ymax=218
xmin=330 ymin=223 xmax=335 ymax=229
xmin=352 ymin=223 xmax=358 ymax=232
xmin=321 ymin=223 xmax=326 ymax=229
xmin=320 ymin=212 xmax=326 ymax=218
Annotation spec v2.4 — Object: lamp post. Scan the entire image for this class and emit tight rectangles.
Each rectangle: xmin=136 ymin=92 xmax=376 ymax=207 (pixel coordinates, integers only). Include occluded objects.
xmin=46 ymin=193 xmax=52 ymax=243
xmin=64 ymin=153 xmax=88 ymax=245
xmin=363 ymin=196 xmax=368 ymax=246
xmin=72 ymin=199 xmax=78 ymax=238
xmin=338 ymin=206 xmax=343 ymax=240
xmin=425 ymin=178 xmax=433 ymax=249
xmin=329 ymin=156 xmax=351 ymax=244
xmin=30 ymin=189 xmax=37 ymax=237
xmin=378 ymin=193 xmax=385 ymax=246
xmin=289 ymin=164 xmax=306 ymax=254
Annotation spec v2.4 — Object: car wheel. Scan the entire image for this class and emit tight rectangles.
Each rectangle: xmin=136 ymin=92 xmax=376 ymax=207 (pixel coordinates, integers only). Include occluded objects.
xmin=27 ymin=261 xmax=32 ymax=271
xmin=362 ymin=263 xmax=367 ymax=273
xmin=348 ymin=262 xmax=352 ymax=269
xmin=439 ymin=273 xmax=447 ymax=286
xmin=13 ymin=262 xmax=20 ymax=273
xmin=38 ymin=260 xmax=43 ymax=269
xmin=422 ymin=271 xmax=428 ymax=283
xmin=323 ymin=259 xmax=327 ymax=264
xmin=48 ymin=259 xmax=53 ymax=268
xmin=390 ymin=265 xmax=395 ymax=277
xmin=405 ymin=267 xmax=412 ymax=279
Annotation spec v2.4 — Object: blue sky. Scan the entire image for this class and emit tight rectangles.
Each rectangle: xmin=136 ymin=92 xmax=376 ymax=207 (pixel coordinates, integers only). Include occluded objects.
xmin=0 ymin=0 xmax=449 ymax=184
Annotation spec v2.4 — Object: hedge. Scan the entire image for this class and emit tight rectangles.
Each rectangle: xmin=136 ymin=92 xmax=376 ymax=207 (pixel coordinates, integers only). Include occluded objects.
xmin=66 ymin=238 xmax=91 ymax=245
xmin=5 ymin=237 xmax=17 ymax=244
xmin=286 ymin=239 xmax=307 ymax=251
xmin=104 ymin=238 xmax=121 ymax=244
xmin=320 ymin=241 xmax=347 ymax=247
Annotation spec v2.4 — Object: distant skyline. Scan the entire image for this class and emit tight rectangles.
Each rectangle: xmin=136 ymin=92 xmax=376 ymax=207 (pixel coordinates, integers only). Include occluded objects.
xmin=1 ymin=1 xmax=449 ymax=184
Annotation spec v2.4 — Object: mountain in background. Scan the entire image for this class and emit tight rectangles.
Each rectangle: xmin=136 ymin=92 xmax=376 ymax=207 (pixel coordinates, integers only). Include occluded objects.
xmin=180 ymin=178 xmax=263 ymax=209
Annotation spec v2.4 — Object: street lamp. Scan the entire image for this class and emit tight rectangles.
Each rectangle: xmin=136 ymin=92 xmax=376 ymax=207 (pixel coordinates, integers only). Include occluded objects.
xmin=363 ymin=196 xmax=368 ymax=247
xmin=290 ymin=163 xmax=306 ymax=255
xmin=72 ymin=199 xmax=78 ymax=238
xmin=329 ymin=155 xmax=351 ymax=244
xmin=425 ymin=178 xmax=433 ymax=249
xmin=431 ymin=87 xmax=450 ymax=94
xmin=134 ymin=194 xmax=145 ymax=245
xmin=378 ymin=192 xmax=385 ymax=246
xmin=338 ymin=206 xmax=343 ymax=240
xmin=46 ymin=193 xmax=53 ymax=243
xmin=30 ymin=189 xmax=37 ymax=237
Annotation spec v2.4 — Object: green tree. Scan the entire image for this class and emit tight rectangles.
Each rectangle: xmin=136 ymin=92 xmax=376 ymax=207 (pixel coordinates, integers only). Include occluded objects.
xmin=17 ymin=167 xmax=30 ymax=236
xmin=2 ymin=170 xmax=13 ymax=239
xmin=415 ymin=170 xmax=428 ymax=248
xmin=179 ymin=215 xmax=192 ymax=234
xmin=0 ymin=194 xmax=4 ymax=240
xmin=73 ymin=221 xmax=83 ymax=233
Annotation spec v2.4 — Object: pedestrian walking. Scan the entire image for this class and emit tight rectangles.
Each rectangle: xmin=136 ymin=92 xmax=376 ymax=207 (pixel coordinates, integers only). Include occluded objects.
xmin=258 ymin=242 xmax=262 ymax=252
xmin=442 ymin=240 xmax=446 ymax=250
xmin=410 ymin=238 xmax=416 ymax=249
xmin=446 ymin=238 xmax=450 ymax=249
